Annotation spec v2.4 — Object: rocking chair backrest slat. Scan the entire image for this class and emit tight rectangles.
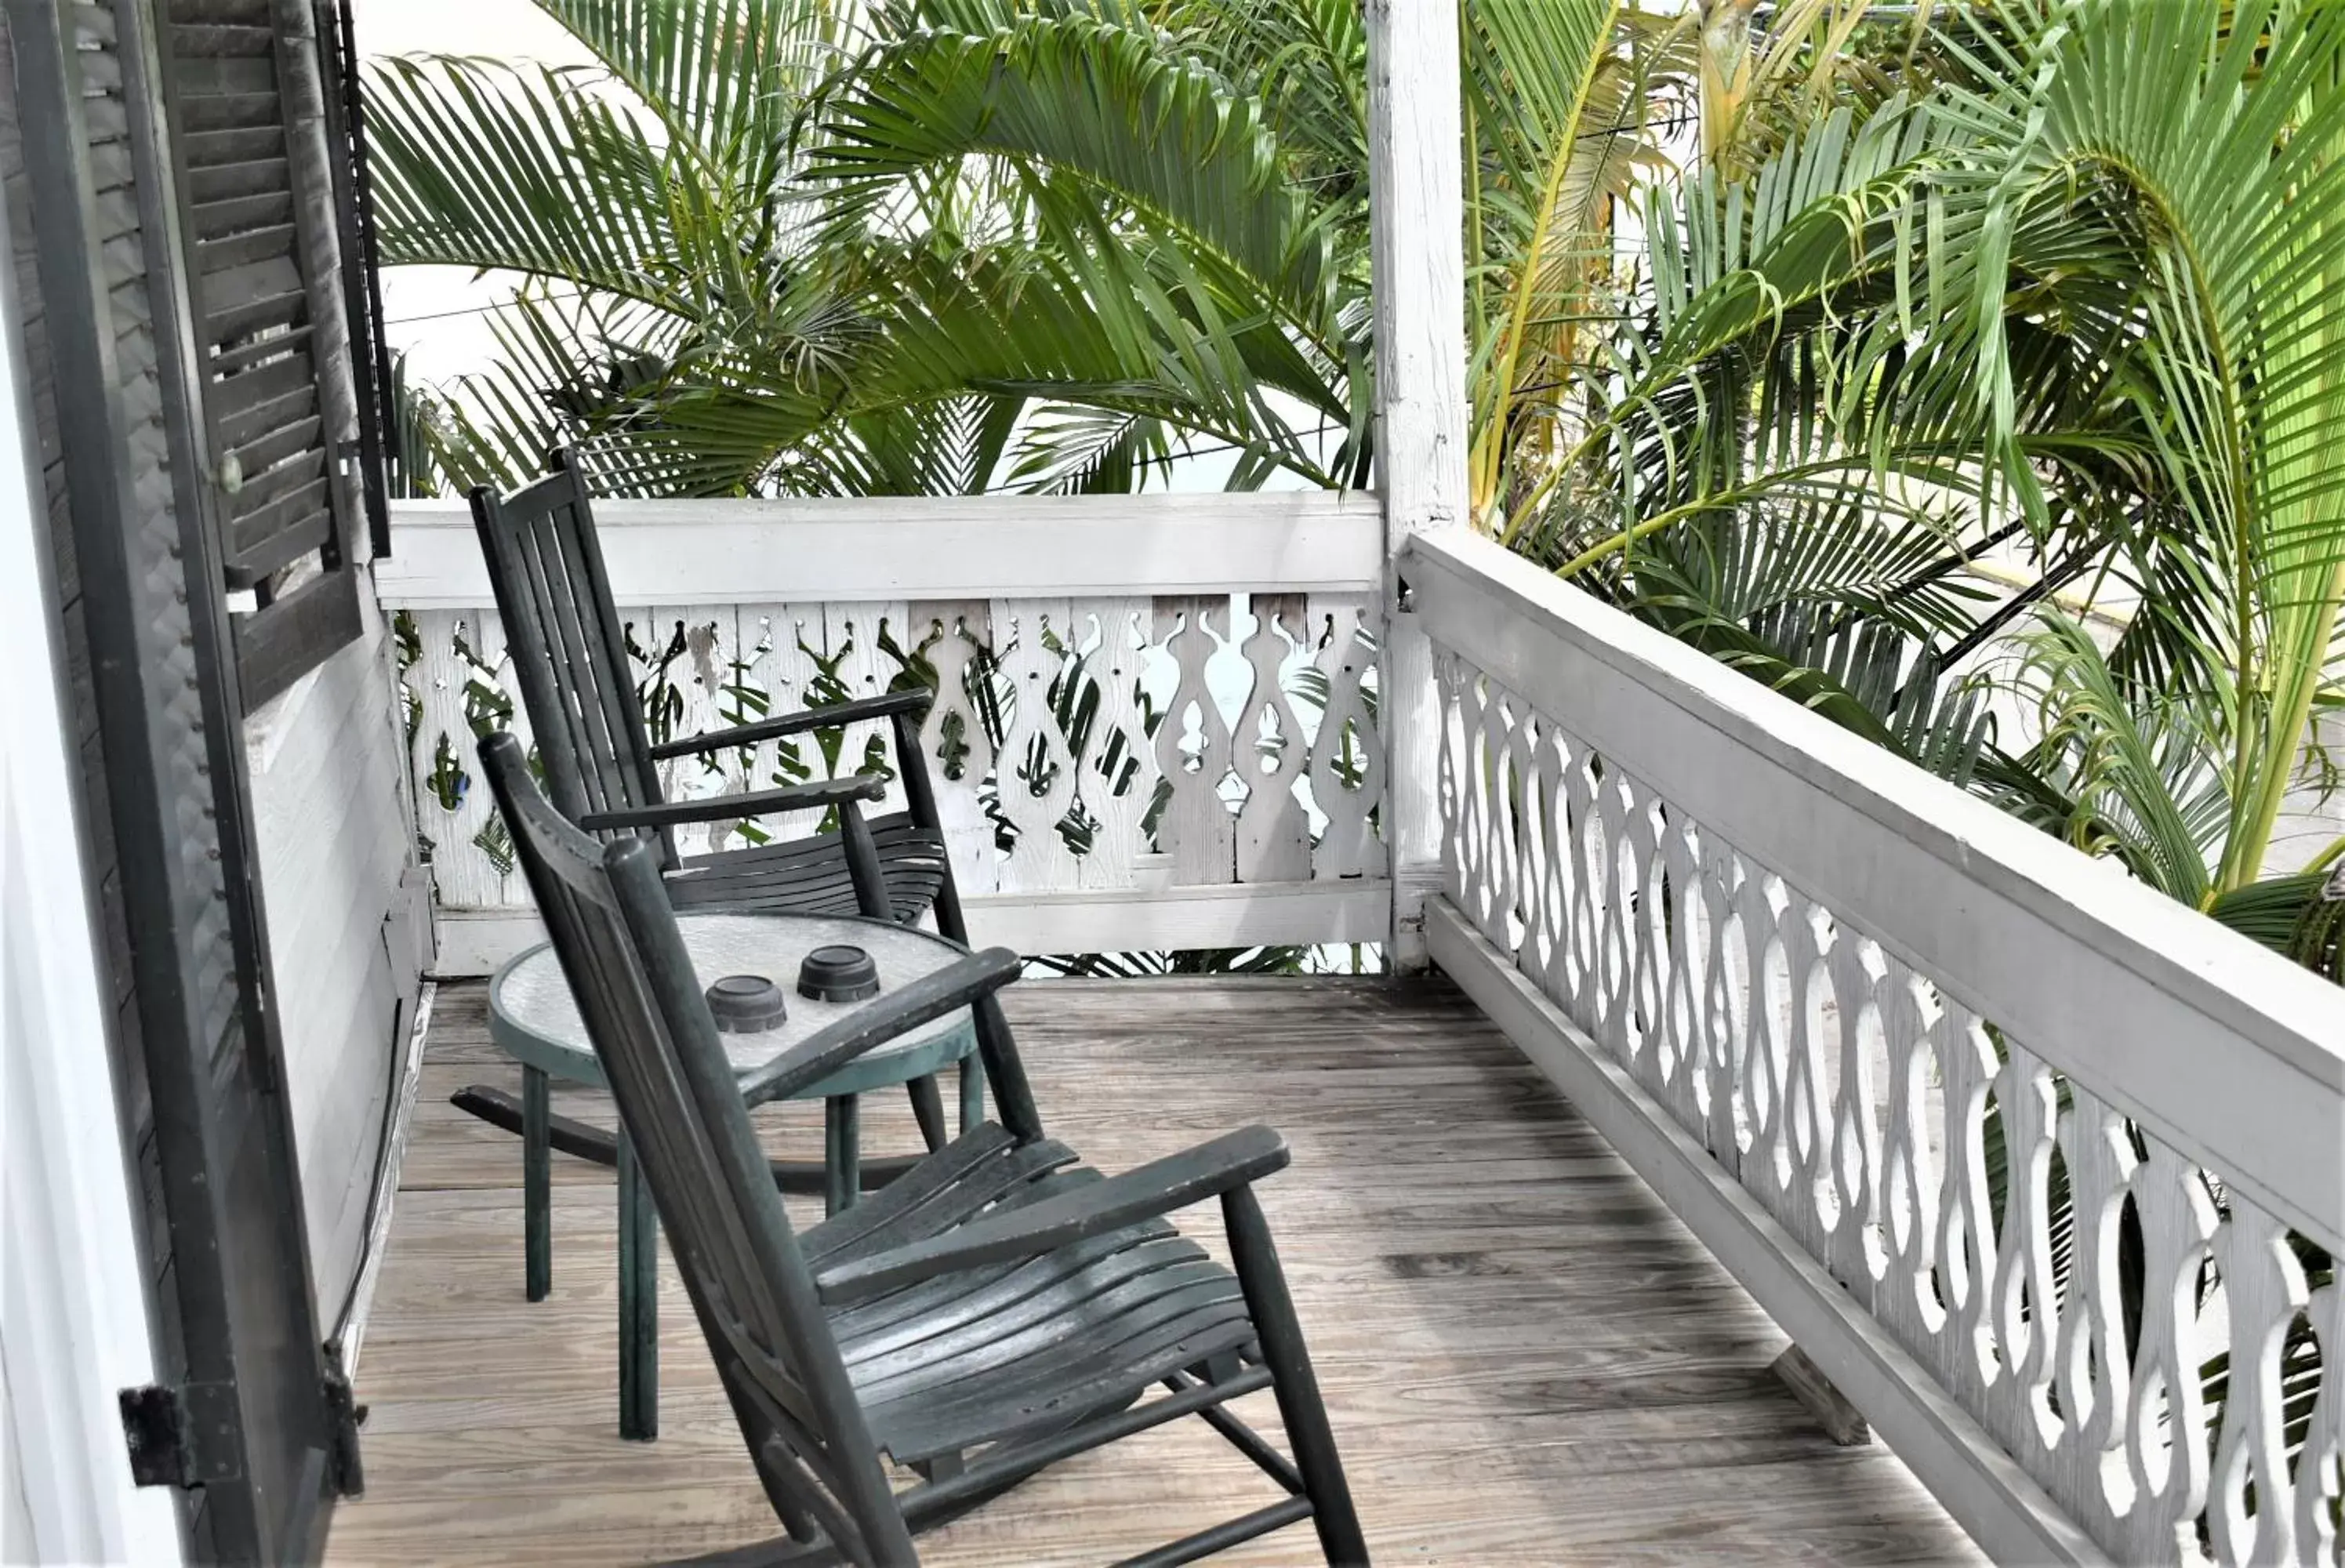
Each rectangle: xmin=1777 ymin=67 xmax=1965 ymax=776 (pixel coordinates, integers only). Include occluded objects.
xmin=470 ymin=451 xmax=667 ymax=849
xmin=478 ymin=733 xmax=917 ymax=1565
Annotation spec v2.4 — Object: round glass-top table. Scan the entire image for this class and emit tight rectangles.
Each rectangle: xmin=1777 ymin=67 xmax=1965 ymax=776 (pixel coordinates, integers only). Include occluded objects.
xmin=487 ymin=911 xmax=984 ymax=1440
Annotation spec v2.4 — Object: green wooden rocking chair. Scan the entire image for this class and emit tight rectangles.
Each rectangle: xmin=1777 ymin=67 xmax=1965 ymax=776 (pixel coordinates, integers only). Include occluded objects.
xmin=480 ymin=730 xmax=1369 ymax=1566
xmin=452 ymin=449 xmax=967 ymax=1217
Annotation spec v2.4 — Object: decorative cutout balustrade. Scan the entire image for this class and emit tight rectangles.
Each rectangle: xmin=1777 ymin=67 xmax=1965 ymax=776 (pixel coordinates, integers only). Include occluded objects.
xmin=379 ymin=496 xmax=1390 ymax=971
xmin=1404 ymin=528 xmax=2343 ymax=1568
xmin=376 ymin=497 xmax=2345 ymax=1566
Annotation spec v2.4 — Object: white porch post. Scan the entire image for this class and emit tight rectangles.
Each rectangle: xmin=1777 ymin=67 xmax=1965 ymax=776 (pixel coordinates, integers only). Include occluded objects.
xmin=1365 ymin=0 xmax=1471 ymax=969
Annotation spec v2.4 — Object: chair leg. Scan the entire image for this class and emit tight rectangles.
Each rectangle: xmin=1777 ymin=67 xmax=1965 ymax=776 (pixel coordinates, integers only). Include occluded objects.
xmin=1222 ymin=1185 xmax=1368 ymax=1566
xmin=906 ymin=1074 xmax=948 ymax=1152
xmin=617 ymin=1131 xmax=659 ymax=1441
xmin=957 ymin=1054 xmax=986 ymax=1135
xmin=522 ymin=1065 xmax=551 ymax=1302
xmin=824 ymin=1094 xmax=860 ymax=1218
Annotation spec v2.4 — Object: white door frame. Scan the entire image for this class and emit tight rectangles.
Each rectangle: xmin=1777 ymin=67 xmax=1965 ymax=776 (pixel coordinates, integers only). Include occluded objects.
xmin=0 ymin=136 xmax=186 ymax=1566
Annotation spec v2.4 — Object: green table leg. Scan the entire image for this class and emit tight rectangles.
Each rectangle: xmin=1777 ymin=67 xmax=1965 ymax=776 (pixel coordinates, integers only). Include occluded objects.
xmin=522 ymin=1065 xmax=550 ymax=1302
xmin=616 ymin=1130 xmax=659 ymax=1441
xmin=825 ymin=1094 xmax=859 ymax=1218
xmin=959 ymin=1052 xmax=986 ymax=1134
xmin=907 ymin=1075 xmax=949 ymax=1151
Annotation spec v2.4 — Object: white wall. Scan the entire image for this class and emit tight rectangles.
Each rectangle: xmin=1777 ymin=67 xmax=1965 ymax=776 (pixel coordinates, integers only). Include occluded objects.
xmin=2267 ymin=710 xmax=2345 ymax=878
xmin=2 ymin=1363 xmax=31 ymax=1565
xmin=245 ymin=579 xmax=423 ymax=1333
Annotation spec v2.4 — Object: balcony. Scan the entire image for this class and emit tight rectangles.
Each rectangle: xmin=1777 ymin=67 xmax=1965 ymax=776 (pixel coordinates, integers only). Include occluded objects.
xmin=332 ymin=972 xmax=1986 ymax=1565
xmin=323 ymin=499 xmax=2343 ymax=1566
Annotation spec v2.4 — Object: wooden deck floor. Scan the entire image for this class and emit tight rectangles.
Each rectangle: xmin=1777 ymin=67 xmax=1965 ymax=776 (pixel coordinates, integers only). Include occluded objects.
xmin=326 ymin=976 xmax=1979 ymax=1566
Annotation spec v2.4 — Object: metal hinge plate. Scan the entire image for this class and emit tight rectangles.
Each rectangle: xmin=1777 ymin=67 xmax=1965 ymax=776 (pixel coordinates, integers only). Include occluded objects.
xmin=118 ymin=1381 xmax=241 ymax=1488
xmin=321 ymin=1342 xmax=367 ymax=1498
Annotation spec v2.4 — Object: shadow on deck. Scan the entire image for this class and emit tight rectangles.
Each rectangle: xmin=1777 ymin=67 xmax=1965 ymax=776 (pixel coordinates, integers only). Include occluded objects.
xmin=325 ymin=976 xmax=1978 ymax=1566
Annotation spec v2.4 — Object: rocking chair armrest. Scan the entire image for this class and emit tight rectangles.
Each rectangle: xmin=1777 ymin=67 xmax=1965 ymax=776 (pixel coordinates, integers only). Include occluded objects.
xmin=738 ymin=946 xmax=1024 ymax=1109
xmin=644 ymin=689 xmax=935 ymax=761
xmin=814 ymin=1126 xmax=1291 ymax=1307
xmin=578 ymin=773 xmax=885 ymax=833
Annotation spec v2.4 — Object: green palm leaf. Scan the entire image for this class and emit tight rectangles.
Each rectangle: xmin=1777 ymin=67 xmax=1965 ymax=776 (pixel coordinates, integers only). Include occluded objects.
xmin=805 ymin=16 xmax=1341 ymax=335
xmin=1923 ymin=0 xmax=2345 ymax=889
xmin=366 ymin=54 xmax=684 ymax=299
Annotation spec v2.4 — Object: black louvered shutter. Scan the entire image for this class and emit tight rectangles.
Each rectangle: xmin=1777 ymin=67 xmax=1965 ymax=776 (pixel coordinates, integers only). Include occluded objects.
xmin=323 ymin=0 xmax=394 ymax=554
xmin=7 ymin=0 xmax=358 ymax=1559
xmin=157 ymin=0 xmax=365 ymax=707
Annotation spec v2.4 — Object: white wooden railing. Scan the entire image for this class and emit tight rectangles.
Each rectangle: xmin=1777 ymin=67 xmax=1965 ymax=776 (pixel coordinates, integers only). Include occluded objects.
xmin=1405 ymin=527 xmax=2345 ymax=1566
xmin=378 ymin=493 xmax=2345 ymax=1562
xmin=377 ymin=495 xmax=1392 ymax=974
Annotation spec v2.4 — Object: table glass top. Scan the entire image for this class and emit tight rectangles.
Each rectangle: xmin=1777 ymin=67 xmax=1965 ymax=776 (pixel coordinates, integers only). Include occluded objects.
xmin=492 ymin=913 xmax=975 ymax=1078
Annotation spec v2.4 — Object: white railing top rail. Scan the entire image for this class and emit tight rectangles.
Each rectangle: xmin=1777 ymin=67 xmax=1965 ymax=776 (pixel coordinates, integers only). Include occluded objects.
xmin=1403 ymin=525 xmax=2345 ymax=1251
xmin=377 ymin=492 xmax=1386 ymax=608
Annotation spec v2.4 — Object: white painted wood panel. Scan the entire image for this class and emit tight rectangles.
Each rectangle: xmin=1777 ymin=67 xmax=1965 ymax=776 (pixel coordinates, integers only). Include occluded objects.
xmin=1074 ymin=596 xmax=1150 ymax=893
xmin=1305 ymin=593 xmax=1385 ymax=880
xmin=732 ymin=602 xmax=828 ymax=848
xmin=2 ymin=1367 xmax=32 ymax=1567
xmin=246 ymin=586 xmax=420 ymax=1324
xmin=641 ymin=601 xmax=743 ymax=858
xmin=1364 ymin=0 xmax=1470 ymax=967
xmin=333 ymin=979 xmax=434 ymax=1374
xmin=377 ymin=492 xmax=1386 ymax=608
xmin=912 ymin=600 xmax=997 ymax=892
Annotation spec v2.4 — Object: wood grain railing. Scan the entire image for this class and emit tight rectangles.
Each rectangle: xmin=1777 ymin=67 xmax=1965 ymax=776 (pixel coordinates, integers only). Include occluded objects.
xmin=1402 ymin=526 xmax=2344 ymax=1567
xmin=377 ymin=495 xmax=1391 ymax=973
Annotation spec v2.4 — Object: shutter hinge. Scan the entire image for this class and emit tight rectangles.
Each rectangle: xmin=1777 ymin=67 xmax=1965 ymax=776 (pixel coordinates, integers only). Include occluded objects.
xmin=118 ymin=1381 xmax=241 ymax=1488
xmin=322 ymin=1343 xmax=367 ymax=1498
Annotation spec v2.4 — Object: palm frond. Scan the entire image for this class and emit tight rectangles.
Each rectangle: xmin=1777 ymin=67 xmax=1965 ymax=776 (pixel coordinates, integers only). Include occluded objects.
xmin=1919 ymin=0 xmax=2345 ymax=888
xmin=365 ymin=54 xmax=685 ymax=301
xmin=1993 ymin=611 xmax=2231 ymax=905
xmin=804 ymin=15 xmax=1341 ymax=337
xmin=1465 ymin=1 xmax=1686 ymax=524
xmin=532 ymin=0 xmax=840 ymax=181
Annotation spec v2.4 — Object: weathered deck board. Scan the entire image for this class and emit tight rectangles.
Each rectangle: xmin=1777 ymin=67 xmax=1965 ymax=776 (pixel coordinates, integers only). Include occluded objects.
xmin=327 ymin=977 xmax=1980 ymax=1566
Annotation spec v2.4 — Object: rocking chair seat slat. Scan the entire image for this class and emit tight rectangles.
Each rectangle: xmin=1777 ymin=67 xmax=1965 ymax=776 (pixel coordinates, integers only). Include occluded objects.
xmin=815 ymin=1177 xmax=1140 ymax=1338
xmin=851 ymin=1253 xmax=1232 ymax=1403
xmin=789 ymin=1124 xmax=1021 ymax=1259
xmin=667 ymin=816 xmax=948 ymax=927
xmin=829 ymin=1221 xmax=1196 ymax=1358
xmin=805 ymin=1134 xmax=1079 ymax=1267
xmin=794 ymin=1125 xmax=1258 ymax=1465
xmin=862 ymin=1277 xmax=1258 ymax=1465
